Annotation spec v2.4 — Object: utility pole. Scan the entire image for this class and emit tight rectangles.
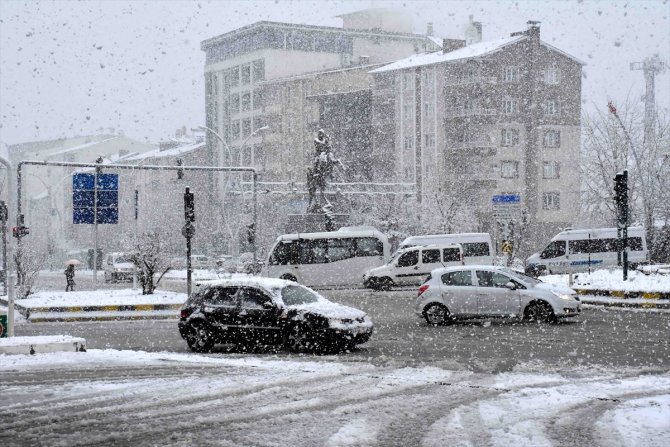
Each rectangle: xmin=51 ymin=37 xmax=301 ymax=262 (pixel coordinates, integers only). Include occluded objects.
xmin=182 ymin=187 xmax=195 ymax=297
xmin=630 ymin=54 xmax=666 ymax=147
xmin=614 ymin=170 xmax=629 ymax=281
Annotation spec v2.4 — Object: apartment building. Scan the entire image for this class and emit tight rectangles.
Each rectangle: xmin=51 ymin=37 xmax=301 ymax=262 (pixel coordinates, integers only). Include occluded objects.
xmin=370 ymin=22 xmax=584 ymax=251
xmin=200 ymin=9 xmax=441 ymax=182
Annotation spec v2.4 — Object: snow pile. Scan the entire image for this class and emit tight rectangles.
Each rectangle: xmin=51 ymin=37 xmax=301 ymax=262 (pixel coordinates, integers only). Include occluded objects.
xmin=13 ymin=289 xmax=186 ymax=308
xmin=542 ymin=269 xmax=670 ymax=292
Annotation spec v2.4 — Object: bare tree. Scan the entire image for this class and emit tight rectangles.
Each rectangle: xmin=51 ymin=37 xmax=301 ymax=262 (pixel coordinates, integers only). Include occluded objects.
xmin=581 ymin=99 xmax=670 ymax=260
xmin=129 ymin=231 xmax=172 ymax=295
xmin=14 ymin=244 xmax=47 ymax=298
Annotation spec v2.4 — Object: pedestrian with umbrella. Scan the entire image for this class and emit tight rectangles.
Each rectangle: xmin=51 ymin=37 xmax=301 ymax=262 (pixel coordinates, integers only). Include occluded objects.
xmin=64 ymin=260 xmax=79 ymax=292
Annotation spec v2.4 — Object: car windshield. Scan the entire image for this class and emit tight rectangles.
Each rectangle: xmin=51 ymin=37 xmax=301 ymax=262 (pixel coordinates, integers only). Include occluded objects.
xmin=281 ymin=285 xmax=320 ymax=305
xmin=499 ymin=267 xmax=542 ymax=285
xmin=115 ymin=256 xmax=131 ymax=263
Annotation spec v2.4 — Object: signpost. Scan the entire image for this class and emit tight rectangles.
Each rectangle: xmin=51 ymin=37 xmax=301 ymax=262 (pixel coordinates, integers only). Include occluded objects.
xmin=492 ymin=194 xmax=521 ymax=246
xmin=182 ymin=187 xmax=195 ymax=297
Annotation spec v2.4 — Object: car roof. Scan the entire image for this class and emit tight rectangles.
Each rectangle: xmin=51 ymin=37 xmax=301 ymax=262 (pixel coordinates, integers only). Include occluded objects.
xmin=196 ymin=276 xmax=293 ymax=291
xmin=430 ymin=265 xmax=508 ymax=275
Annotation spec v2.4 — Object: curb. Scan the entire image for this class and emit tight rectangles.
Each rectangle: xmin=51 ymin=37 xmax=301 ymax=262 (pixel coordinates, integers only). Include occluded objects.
xmin=574 ymin=289 xmax=670 ymax=309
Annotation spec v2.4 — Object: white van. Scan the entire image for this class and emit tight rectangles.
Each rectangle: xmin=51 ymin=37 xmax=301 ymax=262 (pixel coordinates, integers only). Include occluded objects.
xmin=526 ymin=227 xmax=648 ymax=275
xmin=396 ymin=233 xmax=494 ymax=265
xmin=265 ymin=228 xmax=390 ymax=288
xmin=363 ymin=243 xmax=464 ymax=290
xmin=103 ymin=252 xmax=135 ymax=283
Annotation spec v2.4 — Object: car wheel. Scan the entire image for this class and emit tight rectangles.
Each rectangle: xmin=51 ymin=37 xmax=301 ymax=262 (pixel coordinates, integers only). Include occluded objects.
xmin=378 ymin=277 xmax=393 ymax=291
xmin=280 ymin=274 xmax=297 ymax=283
xmin=284 ymin=324 xmax=312 ymax=353
xmin=423 ymin=303 xmax=451 ymax=326
xmin=186 ymin=321 xmax=215 ymax=353
xmin=524 ymin=302 xmax=557 ymax=324
xmin=104 ymin=272 xmax=110 ymax=283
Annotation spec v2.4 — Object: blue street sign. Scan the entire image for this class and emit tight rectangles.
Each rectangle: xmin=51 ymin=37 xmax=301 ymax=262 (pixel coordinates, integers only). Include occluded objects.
xmin=492 ymin=194 xmax=521 ymax=204
xmin=73 ymin=173 xmax=119 ymax=224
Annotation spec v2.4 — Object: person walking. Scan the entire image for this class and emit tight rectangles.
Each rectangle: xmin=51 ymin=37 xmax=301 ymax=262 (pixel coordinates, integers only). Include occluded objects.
xmin=65 ymin=264 xmax=76 ymax=292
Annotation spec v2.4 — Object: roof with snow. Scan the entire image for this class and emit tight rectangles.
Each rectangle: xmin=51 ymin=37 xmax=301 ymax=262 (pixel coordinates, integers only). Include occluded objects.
xmin=370 ymin=34 xmax=585 ymax=74
xmin=123 ymin=141 xmax=206 ymax=162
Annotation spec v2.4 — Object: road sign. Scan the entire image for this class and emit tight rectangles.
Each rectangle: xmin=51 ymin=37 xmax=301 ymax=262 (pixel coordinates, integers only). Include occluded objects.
xmin=73 ymin=173 xmax=119 ymax=224
xmin=0 ymin=314 xmax=6 ymax=338
xmin=492 ymin=194 xmax=521 ymax=220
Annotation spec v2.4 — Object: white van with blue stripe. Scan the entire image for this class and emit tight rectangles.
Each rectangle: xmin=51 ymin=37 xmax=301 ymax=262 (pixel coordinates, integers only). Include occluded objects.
xmin=526 ymin=227 xmax=648 ymax=275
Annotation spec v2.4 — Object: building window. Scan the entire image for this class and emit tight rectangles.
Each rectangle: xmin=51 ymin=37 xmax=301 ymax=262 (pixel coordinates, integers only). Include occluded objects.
xmin=424 ymin=102 xmax=434 ymax=118
xmin=253 ymin=116 xmax=264 ymax=132
xmin=231 ymin=120 xmax=240 ymax=140
xmin=404 ymin=166 xmax=413 ymax=181
xmin=230 ymin=66 xmax=239 ymax=87
xmin=501 ymin=161 xmax=519 ymax=178
xmin=503 ymin=66 xmax=519 ymax=83
xmin=424 ymin=163 xmax=433 ymax=180
xmin=404 ymin=135 xmax=414 ymax=150
xmin=425 ymin=133 xmax=435 ymax=149
xmin=230 ymin=93 xmax=240 ymax=114
xmin=241 ymin=64 xmax=251 ymax=85
xmin=543 ymin=161 xmax=560 ymax=179
xmin=422 ymin=69 xmax=434 ymax=84
xmin=253 ymin=90 xmax=262 ymax=110
xmin=543 ymin=192 xmax=560 ymax=210
xmin=544 ymin=68 xmax=561 ymax=85
xmin=462 ymin=64 xmax=478 ymax=81
xmin=241 ymin=92 xmax=251 ymax=112
xmin=459 ymin=128 xmax=475 ymax=144
xmin=287 ymin=86 xmax=294 ymax=105
xmin=543 ymin=130 xmax=560 ymax=147
xmin=502 ymin=98 xmax=518 ymax=114
xmin=403 ymin=104 xmax=414 ymax=120
xmin=543 ymin=99 xmax=560 ymax=116
xmin=501 ymin=128 xmax=519 ymax=146
xmin=402 ymin=72 xmax=414 ymax=91
xmin=242 ymin=118 xmax=251 ymax=138
xmin=252 ymin=59 xmax=265 ymax=83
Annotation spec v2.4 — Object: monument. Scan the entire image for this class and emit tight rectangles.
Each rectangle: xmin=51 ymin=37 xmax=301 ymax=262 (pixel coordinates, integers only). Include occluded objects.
xmin=287 ymin=129 xmax=349 ymax=233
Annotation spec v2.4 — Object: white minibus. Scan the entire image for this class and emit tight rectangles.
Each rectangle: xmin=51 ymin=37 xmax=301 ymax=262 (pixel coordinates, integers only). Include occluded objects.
xmin=363 ymin=243 xmax=464 ymax=290
xmin=525 ymin=227 xmax=648 ymax=275
xmin=396 ymin=233 xmax=494 ymax=265
xmin=265 ymin=228 xmax=390 ymax=288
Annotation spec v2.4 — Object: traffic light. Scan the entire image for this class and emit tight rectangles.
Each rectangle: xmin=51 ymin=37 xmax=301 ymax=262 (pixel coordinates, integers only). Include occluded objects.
xmin=614 ymin=170 xmax=628 ymax=227
xmin=184 ymin=187 xmax=195 ymax=222
xmin=176 ymin=158 xmax=184 ymax=180
xmin=246 ymin=223 xmax=255 ymax=245
xmin=12 ymin=225 xmax=29 ymax=238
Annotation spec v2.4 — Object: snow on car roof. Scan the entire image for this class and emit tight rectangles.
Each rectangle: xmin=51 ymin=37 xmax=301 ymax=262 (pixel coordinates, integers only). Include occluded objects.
xmin=196 ymin=276 xmax=292 ymax=291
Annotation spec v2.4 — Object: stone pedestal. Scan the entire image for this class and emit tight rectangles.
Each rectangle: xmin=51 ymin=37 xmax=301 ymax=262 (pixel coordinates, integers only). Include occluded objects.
xmin=286 ymin=214 xmax=349 ymax=234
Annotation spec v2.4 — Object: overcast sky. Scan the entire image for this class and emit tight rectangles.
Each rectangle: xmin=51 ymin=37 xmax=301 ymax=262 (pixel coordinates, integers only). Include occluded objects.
xmin=1 ymin=0 xmax=668 ymax=145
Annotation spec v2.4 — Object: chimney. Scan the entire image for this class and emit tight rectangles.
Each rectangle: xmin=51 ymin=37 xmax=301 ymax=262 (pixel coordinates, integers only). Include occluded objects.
xmin=359 ymin=55 xmax=370 ymax=65
xmin=464 ymin=15 xmax=482 ymax=44
xmin=442 ymin=38 xmax=466 ymax=54
xmin=526 ymin=20 xmax=541 ymax=39
xmin=426 ymin=22 xmax=434 ymax=37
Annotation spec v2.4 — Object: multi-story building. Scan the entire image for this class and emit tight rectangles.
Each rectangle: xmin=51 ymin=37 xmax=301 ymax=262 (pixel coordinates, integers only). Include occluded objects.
xmin=370 ymin=22 xmax=584 ymax=253
xmin=200 ymin=9 xmax=441 ymax=183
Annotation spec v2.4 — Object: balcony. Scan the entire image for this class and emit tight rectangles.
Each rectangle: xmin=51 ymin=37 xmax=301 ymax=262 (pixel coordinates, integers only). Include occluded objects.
xmin=444 ymin=76 xmax=498 ymax=87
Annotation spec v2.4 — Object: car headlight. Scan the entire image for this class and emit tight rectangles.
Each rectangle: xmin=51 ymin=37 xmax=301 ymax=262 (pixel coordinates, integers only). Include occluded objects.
xmin=553 ymin=292 xmax=573 ymax=301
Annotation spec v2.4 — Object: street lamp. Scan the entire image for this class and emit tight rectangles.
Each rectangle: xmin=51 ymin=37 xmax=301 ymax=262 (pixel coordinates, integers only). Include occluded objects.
xmin=196 ymin=125 xmax=233 ymax=166
xmin=240 ymin=125 xmax=269 ymax=167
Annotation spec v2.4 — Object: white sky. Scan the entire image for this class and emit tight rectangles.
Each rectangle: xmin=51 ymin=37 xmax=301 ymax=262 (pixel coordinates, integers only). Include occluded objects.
xmin=1 ymin=0 xmax=668 ymax=145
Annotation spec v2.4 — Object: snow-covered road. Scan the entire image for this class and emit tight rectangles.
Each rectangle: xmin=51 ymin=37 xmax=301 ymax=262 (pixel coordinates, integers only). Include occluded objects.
xmin=1 ymin=351 xmax=668 ymax=446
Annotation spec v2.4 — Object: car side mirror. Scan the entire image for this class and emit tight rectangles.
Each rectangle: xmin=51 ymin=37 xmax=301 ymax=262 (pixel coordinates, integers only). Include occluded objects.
xmin=262 ymin=301 xmax=275 ymax=309
xmin=504 ymin=281 xmax=517 ymax=290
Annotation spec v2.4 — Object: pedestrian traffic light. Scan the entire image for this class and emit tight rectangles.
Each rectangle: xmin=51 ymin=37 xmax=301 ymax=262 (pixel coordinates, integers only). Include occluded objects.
xmin=176 ymin=158 xmax=184 ymax=180
xmin=246 ymin=223 xmax=255 ymax=245
xmin=12 ymin=225 xmax=29 ymax=238
xmin=614 ymin=170 xmax=628 ymax=227
xmin=184 ymin=187 xmax=195 ymax=222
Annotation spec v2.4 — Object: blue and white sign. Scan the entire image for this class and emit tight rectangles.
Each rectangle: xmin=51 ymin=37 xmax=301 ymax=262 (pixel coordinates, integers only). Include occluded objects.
xmin=73 ymin=173 xmax=119 ymax=224
xmin=492 ymin=194 xmax=521 ymax=204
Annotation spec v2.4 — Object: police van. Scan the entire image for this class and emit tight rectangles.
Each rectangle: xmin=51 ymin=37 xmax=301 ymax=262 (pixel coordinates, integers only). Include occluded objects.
xmin=526 ymin=227 xmax=648 ymax=275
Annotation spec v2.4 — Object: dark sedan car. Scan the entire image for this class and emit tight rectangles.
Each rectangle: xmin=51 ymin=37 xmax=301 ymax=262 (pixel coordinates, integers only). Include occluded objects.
xmin=178 ymin=277 xmax=373 ymax=353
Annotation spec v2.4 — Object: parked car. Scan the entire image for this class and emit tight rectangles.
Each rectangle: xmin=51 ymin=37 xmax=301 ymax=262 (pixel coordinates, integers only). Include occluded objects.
xmin=178 ymin=277 xmax=374 ymax=353
xmin=103 ymin=252 xmax=135 ymax=283
xmin=415 ymin=265 xmax=581 ymax=325
xmin=171 ymin=255 xmax=211 ymax=270
xmin=364 ymin=243 xmax=464 ymax=290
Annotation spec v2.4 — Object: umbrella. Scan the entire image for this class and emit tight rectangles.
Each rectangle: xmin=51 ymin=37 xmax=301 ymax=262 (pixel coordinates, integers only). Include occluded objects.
xmin=65 ymin=259 xmax=82 ymax=266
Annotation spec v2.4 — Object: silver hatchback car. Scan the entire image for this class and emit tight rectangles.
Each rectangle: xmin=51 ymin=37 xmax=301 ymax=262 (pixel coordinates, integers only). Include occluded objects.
xmin=415 ymin=265 xmax=581 ymax=325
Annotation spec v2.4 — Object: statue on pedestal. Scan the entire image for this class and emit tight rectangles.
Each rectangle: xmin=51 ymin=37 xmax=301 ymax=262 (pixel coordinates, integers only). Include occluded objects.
xmin=306 ymin=129 xmax=344 ymax=213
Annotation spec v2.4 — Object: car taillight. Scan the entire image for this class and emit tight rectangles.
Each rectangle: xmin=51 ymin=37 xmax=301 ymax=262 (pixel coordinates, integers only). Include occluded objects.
xmin=418 ymin=284 xmax=429 ymax=297
xmin=180 ymin=308 xmax=192 ymax=319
